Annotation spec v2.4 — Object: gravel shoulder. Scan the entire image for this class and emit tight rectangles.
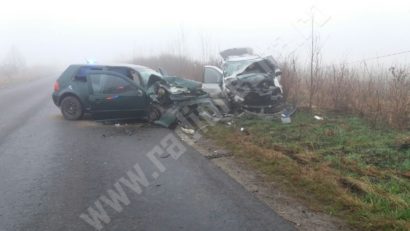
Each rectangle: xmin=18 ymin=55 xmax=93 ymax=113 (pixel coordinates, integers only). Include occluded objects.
xmin=176 ymin=128 xmax=354 ymax=231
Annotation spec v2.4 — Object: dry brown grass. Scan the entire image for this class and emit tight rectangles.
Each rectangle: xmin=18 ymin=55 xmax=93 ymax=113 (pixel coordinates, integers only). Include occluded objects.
xmin=280 ymin=61 xmax=410 ymax=129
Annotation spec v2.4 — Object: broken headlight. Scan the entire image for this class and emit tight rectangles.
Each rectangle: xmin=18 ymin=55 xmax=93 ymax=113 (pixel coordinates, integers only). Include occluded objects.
xmin=157 ymin=87 xmax=166 ymax=96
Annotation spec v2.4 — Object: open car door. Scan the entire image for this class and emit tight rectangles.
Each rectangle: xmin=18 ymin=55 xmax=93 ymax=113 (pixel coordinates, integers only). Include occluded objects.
xmin=201 ymin=66 xmax=232 ymax=113
xmin=202 ymin=66 xmax=223 ymax=97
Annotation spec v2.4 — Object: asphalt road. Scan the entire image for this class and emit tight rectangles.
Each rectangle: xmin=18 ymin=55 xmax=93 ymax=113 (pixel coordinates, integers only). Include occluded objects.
xmin=0 ymin=77 xmax=295 ymax=231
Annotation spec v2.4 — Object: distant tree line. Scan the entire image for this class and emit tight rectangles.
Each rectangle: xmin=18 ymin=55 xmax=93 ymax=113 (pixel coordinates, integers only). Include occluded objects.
xmin=0 ymin=46 xmax=26 ymax=79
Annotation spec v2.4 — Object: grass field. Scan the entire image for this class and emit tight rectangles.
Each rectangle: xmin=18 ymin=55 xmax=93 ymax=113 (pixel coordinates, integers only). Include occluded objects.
xmin=206 ymin=111 xmax=410 ymax=230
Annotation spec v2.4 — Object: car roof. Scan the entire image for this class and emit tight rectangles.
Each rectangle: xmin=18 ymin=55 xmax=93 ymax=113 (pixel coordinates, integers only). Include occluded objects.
xmin=71 ymin=63 xmax=154 ymax=72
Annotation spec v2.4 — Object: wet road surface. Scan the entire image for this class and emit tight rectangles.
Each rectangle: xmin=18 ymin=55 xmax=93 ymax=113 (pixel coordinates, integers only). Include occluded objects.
xmin=0 ymin=78 xmax=295 ymax=231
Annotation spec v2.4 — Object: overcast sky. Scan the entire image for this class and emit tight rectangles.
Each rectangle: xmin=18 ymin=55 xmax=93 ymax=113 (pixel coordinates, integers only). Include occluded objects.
xmin=1 ymin=0 xmax=410 ymax=66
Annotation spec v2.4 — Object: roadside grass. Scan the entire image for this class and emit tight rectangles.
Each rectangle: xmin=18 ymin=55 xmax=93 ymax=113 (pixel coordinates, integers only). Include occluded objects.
xmin=205 ymin=111 xmax=410 ymax=231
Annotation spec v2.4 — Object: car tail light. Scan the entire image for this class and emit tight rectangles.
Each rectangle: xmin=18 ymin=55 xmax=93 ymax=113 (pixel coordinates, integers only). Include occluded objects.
xmin=54 ymin=81 xmax=60 ymax=92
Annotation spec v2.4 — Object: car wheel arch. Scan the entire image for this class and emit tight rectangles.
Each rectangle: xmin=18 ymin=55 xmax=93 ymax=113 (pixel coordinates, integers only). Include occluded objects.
xmin=59 ymin=93 xmax=83 ymax=108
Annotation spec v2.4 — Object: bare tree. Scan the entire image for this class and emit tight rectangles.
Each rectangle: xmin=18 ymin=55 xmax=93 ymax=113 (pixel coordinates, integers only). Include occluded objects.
xmin=307 ymin=25 xmax=322 ymax=110
xmin=304 ymin=7 xmax=330 ymax=110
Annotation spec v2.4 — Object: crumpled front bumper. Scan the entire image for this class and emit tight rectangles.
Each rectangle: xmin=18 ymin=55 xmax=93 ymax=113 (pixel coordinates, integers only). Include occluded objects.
xmin=154 ymin=94 xmax=221 ymax=128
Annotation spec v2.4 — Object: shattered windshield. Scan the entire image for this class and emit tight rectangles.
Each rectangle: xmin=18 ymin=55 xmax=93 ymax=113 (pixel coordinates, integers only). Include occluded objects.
xmin=138 ymin=68 xmax=162 ymax=86
xmin=222 ymin=59 xmax=255 ymax=77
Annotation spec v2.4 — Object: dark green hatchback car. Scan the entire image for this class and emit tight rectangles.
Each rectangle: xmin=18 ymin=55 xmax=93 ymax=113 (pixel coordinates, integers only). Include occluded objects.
xmin=52 ymin=64 xmax=164 ymax=121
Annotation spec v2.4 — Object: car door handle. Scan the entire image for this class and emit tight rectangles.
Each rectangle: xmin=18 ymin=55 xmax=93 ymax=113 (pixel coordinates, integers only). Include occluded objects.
xmin=95 ymin=99 xmax=104 ymax=104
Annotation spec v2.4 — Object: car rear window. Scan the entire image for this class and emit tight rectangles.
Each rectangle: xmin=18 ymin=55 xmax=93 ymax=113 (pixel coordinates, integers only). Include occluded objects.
xmin=74 ymin=66 xmax=104 ymax=81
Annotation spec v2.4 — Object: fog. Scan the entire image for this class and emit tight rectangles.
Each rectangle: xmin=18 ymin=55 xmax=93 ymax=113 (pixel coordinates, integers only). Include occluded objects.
xmin=1 ymin=0 xmax=410 ymax=66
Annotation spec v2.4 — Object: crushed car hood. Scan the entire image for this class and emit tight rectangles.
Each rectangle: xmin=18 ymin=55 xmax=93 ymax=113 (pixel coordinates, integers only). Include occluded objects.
xmin=163 ymin=76 xmax=203 ymax=95
xmin=221 ymin=55 xmax=284 ymax=114
xmin=227 ymin=56 xmax=277 ymax=78
xmin=145 ymin=74 xmax=220 ymax=128
xmin=145 ymin=74 xmax=205 ymax=100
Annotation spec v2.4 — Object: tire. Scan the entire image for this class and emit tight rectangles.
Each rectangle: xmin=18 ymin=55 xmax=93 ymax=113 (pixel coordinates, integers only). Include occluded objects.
xmin=147 ymin=104 xmax=163 ymax=123
xmin=60 ymin=96 xmax=83 ymax=120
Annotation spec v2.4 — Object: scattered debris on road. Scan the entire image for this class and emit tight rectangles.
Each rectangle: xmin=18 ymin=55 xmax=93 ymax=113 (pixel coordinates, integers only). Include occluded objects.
xmin=314 ymin=115 xmax=324 ymax=121
xmin=281 ymin=115 xmax=292 ymax=124
xmin=205 ymin=149 xmax=233 ymax=159
xmin=180 ymin=127 xmax=195 ymax=135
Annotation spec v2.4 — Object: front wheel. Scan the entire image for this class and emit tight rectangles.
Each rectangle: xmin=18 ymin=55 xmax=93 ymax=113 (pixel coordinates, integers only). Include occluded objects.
xmin=60 ymin=96 xmax=83 ymax=120
xmin=147 ymin=104 xmax=163 ymax=123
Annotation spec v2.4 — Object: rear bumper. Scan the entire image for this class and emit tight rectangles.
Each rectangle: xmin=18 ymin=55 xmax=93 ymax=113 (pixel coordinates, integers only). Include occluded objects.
xmin=52 ymin=93 xmax=59 ymax=106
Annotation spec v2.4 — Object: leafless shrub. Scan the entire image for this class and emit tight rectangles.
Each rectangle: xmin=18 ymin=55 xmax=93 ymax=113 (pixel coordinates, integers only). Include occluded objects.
xmin=327 ymin=64 xmax=352 ymax=112
xmin=280 ymin=58 xmax=302 ymax=105
xmin=283 ymin=59 xmax=410 ymax=129
xmin=387 ymin=67 xmax=410 ymax=128
xmin=307 ymin=40 xmax=323 ymax=110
